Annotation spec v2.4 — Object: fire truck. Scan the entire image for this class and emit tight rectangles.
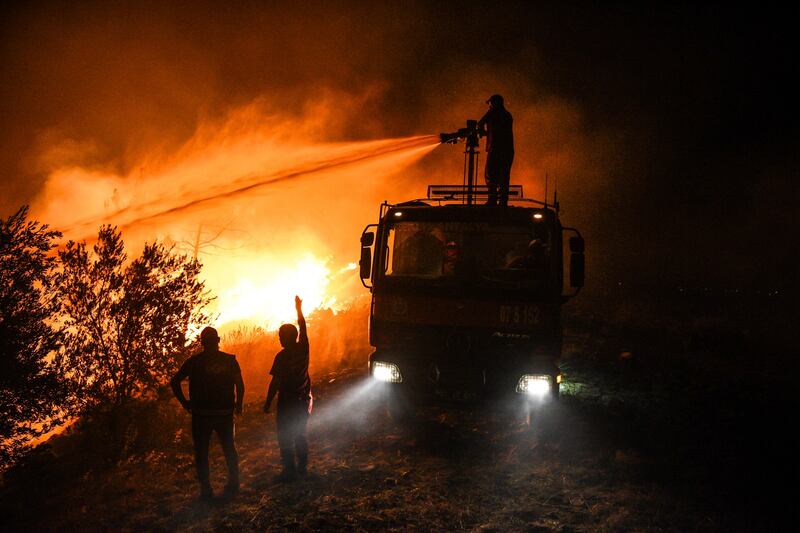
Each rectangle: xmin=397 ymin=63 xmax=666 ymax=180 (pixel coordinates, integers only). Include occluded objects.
xmin=358 ymin=120 xmax=584 ymax=420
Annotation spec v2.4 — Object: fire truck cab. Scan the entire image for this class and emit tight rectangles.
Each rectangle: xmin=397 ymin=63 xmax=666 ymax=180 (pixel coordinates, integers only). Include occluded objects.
xmin=359 ymin=182 xmax=585 ymax=419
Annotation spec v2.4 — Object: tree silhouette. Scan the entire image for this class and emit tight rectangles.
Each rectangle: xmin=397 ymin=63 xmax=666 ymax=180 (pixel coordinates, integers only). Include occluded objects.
xmin=174 ymin=221 xmax=248 ymax=259
xmin=56 ymin=226 xmax=212 ymax=416
xmin=0 ymin=207 xmax=66 ymax=469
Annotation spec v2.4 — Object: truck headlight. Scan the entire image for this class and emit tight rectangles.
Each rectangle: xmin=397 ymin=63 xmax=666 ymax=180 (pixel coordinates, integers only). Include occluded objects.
xmin=372 ymin=361 xmax=403 ymax=383
xmin=516 ymin=374 xmax=551 ymax=396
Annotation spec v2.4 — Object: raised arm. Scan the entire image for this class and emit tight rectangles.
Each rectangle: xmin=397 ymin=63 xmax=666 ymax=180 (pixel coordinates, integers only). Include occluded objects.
xmin=295 ymin=295 xmax=307 ymax=345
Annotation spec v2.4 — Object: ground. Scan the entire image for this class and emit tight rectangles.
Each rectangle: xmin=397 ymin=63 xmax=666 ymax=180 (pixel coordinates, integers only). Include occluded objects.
xmin=0 ymin=372 xmax=712 ymax=532
xmin=1 ymin=290 xmax=795 ymax=531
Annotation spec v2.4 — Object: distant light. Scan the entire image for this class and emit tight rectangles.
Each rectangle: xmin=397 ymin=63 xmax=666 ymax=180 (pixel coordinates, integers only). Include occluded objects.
xmin=372 ymin=361 xmax=403 ymax=383
xmin=556 ymin=374 xmax=562 ymax=384
xmin=533 ymin=213 xmax=543 ymax=220
xmin=394 ymin=211 xmax=403 ymax=217
xmin=516 ymin=374 xmax=551 ymax=396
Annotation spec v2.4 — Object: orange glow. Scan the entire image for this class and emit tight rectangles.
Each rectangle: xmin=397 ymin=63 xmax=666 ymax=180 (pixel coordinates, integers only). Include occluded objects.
xmin=211 ymin=253 xmax=356 ymax=329
xmin=30 ymin=98 xmax=439 ymax=332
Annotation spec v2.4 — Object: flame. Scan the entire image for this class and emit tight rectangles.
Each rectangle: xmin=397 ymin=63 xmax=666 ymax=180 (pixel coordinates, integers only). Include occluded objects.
xmin=212 ymin=253 xmax=334 ymax=329
xmin=209 ymin=255 xmax=360 ymax=330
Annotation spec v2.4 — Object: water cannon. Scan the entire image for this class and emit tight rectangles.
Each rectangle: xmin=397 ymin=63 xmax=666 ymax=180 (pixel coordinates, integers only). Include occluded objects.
xmin=439 ymin=131 xmax=460 ymax=144
xmin=439 ymin=119 xmax=482 ymax=204
xmin=439 ymin=119 xmax=480 ymax=148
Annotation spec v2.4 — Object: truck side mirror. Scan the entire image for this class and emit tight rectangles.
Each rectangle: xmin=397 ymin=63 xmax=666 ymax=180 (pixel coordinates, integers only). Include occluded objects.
xmin=359 ymin=246 xmax=372 ymax=280
xmin=359 ymin=227 xmax=377 ymax=289
xmin=569 ymin=237 xmax=585 ymax=288
xmin=570 ymin=252 xmax=585 ymax=288
xmin=562 ymin=230 xmax=585 ymax=295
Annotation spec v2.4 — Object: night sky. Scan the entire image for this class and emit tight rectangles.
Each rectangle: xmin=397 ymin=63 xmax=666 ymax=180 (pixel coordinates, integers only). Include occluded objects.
xmin=1 ymin=2 xmax=797 ymax=292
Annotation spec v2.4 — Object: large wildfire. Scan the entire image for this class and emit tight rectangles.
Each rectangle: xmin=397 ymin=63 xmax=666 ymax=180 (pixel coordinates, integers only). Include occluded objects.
xmin=18 ymin=87 xmax=597 ymax=399
xmin=30 ymin=100 xmax=440 ymax=331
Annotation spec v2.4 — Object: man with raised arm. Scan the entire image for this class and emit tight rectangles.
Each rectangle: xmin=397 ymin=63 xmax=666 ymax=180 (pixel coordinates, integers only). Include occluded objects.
xmin=171 ymin=326 xmax=244 ymax=500
xmin=264 ymin=296 xmax=312 ymax=481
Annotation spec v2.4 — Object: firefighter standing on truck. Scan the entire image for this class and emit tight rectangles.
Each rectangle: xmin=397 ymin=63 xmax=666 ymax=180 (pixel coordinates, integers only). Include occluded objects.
xmin=264 ymin=295 xmax=312 ymax=481
xmin=478 ymin=94 xmax=514 ymax=206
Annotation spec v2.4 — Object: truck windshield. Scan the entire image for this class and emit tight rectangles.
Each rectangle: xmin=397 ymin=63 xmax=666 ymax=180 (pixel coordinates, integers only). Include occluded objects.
xmin=384 ymin=221 xmax=552 ymax=285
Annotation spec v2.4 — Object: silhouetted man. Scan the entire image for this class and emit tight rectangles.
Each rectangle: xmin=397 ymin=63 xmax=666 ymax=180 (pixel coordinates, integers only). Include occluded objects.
xmin=478 ymin=94 xmax=514 ymax=206
xmin=264 ymin=296 xmax=312 ymax=481
xmin=171 ymin=327 xmax=244 ymax=500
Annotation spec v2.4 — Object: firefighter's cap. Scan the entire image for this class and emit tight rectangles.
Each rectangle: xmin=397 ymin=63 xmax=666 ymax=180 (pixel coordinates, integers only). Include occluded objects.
xmin=486 ymin=94 xmax=504 ymax=106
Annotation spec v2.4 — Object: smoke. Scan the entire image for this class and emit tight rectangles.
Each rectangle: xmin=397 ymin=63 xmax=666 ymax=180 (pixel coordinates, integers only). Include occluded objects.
xmin=29 ymin=95 xmax=442 ymax=328
xmin=5 ymin=2 xmax=625 ymax=326
xmin=2 ymin=3 xmax=795 ymax=296
xmin=26 ymin=90 xmax=601 ymax=329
